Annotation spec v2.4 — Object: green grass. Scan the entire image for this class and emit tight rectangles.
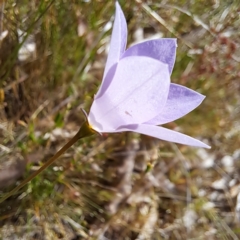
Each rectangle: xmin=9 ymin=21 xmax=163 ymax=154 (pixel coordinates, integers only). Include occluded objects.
xmin=0 ymin=0 xmax=240 ymax=239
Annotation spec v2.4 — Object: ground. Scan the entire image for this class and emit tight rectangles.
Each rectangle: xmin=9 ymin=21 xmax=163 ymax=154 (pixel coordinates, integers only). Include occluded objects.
xmin=0 ymin=0 xmax=240 ymax=239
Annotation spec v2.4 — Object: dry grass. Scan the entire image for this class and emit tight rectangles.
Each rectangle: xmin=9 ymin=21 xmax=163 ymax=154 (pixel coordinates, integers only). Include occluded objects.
xmin=0 ymin=0 xmax=240 ymax=239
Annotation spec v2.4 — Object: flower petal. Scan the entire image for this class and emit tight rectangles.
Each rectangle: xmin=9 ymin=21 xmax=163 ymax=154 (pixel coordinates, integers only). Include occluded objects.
xmin=88 ymin=56 xmax=170 ymax=131
xmin=118 ymin=124 xmax=210 ymax=148
xmin=122 ymin=39 xmax=177 ymax=74
xmin=146 ymin=83 xmax=205 ymax=125
xmin=95 ymin=2 xmax=127 ymax=99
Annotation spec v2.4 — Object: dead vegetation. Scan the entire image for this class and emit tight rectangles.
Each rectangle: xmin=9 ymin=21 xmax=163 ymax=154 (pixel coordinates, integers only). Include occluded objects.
xmin=0 ymin=0 xmax=240 ymax=239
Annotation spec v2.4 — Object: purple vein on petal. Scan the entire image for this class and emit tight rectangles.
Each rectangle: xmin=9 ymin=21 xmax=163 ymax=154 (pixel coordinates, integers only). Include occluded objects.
xmin=117 ymin=124 xmax=211 ymax=148
xmin=88 ymin=56 xmax=170 ymax=131
xmin=122 ymin=39 xmax=177 ymax=74
xmin=95 ymin=2 xmax=127 ymax=99
xmin=146 ymin=83 xmax=205 ymax=125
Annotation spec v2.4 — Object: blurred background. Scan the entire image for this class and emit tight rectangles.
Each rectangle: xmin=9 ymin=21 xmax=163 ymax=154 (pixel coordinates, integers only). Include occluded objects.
xmin=0 ymin=0 xmax=239 ymax=239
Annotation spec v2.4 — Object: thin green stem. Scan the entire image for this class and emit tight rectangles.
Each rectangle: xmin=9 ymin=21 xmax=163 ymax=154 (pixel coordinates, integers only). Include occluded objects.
xmin=0 ymin=121 xmax=96 ymax=204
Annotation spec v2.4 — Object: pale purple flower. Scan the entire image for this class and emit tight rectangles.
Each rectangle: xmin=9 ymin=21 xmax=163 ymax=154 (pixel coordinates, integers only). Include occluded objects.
xmin=87 ymin=2 xmax=210 ymax=149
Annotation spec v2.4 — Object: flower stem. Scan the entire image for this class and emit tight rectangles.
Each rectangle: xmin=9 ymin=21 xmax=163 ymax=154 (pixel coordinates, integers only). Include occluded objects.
xmin=0 ymin=121 xmax=96 ymax=204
